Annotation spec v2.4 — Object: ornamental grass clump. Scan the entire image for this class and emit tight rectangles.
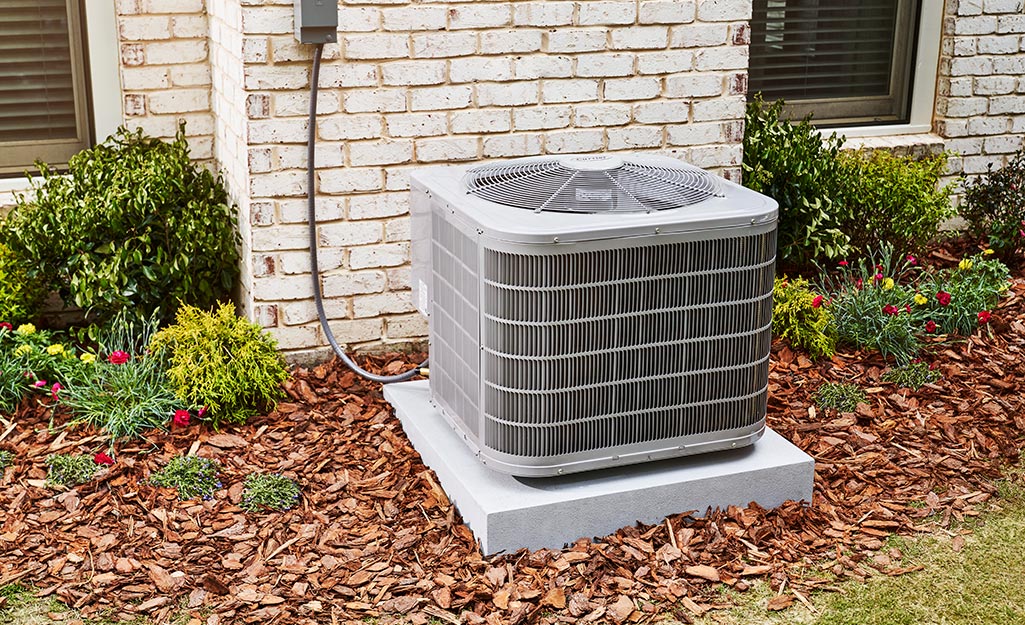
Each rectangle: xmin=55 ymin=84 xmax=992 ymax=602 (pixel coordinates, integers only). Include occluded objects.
xmin=149 ymin=303 xmax=289 ymax=428
xmin=882 ymin=361 xmax=942 ymax=390
xmin=772 ymin=277 xmax=836 ymax=360
xmin=150 ymin=455 xmax=222 ymax=501
xmin=814 ymin=382 xmax=867 ymax=413
xmin=239 ymin=473 xmax=300 ymax=512
xmin=45 ymin=453 xmax=100 ymax=487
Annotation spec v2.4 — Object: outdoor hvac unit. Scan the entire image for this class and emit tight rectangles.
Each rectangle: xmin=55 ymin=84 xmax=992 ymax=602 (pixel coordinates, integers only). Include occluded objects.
xmin=410 ymin=154 xmax=778 ymax=477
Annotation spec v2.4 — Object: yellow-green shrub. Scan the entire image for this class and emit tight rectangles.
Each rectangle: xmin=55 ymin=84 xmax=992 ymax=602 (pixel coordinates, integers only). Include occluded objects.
xmin=0 ymin=243 xmax=46 ymax=325
xmin=772 ymin=277 xmax=836 ymax=360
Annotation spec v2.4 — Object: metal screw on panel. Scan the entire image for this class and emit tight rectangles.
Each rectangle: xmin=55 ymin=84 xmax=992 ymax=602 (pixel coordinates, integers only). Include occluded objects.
xmin=553 ymin=237 xmax=559 ymax=242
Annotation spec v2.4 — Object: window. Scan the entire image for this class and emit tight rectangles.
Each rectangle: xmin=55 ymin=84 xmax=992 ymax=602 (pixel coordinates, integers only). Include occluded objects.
xmin=0 ymin=0 xmax=92 ymax=175
xmin=748 ymin=0 xmax=920 ymax=127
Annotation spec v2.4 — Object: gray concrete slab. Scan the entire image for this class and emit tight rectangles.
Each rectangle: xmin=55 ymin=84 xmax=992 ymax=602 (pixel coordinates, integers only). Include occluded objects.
xmin=385 ymin=381 xmax=814 ymax=555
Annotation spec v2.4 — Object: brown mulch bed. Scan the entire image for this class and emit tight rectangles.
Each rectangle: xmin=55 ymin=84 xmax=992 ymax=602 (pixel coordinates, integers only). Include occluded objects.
xmin=2 ymin=280 xmax=1025 ymax=624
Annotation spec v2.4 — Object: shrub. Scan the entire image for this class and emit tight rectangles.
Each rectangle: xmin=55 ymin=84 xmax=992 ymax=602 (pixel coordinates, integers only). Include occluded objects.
xmin=2 ymin=124 xmax=240 ymax=325
xmin=240 ymin=473 xmax=300 ymax=512
xmin=961 ymin=148 xmax=1025 ymax=260
xmin=814 ymin=382 xmax=867 ymax=413
xmin=772 ymin=277 xmax=836 ymax=360
xmin=882 ymin=361 xmax=941 ymax=390
xmin=0 ymin=450 xmax=12 ymax=471
xmin=149 ymin=303 xmax=289 ymax=428
xmin=914 ymin=253 xmax=1010 ymax=335
xmin=743 ymin=95 xmax=849 ymax=265
xmin=150 ymin=455 xmax=222 ymax=500
xmin=45 ymin=454 xmax=99 ymax=487
xmin=0 ymin=243 xmax=46 ymax=326
xmin=833 ymin=150 xmax=956 ymax=256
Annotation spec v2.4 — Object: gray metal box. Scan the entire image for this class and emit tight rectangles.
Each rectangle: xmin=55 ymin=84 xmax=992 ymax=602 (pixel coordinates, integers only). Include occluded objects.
xmin=293 ymin=0 xmax=337 ymax=44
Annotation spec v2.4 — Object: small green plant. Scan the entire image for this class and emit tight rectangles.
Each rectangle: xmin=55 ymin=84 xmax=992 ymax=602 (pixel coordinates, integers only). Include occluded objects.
xmin=882 ymin=361 xmax=942 ymax=389
xmin=814 ymin=382 xmax=867 ymax=413
xmin=150 ymin=455 xmax=222 ymax=501
xmin=961 ymin=148 xmax=1025 ymax=261
xmin=0 ymin=450 xmax=12 ymax=471
xmin=2 ymin=124 xmax=240 ymax=325
xmin=772 ymin=277 xmax=837 ymax=359
xmin=239 ymin=473 xmax=301 ymax=512
xmin=149 ymin=303 xmax=289 ymax=428
xmin=45 ymin=454 xmax=99 ymax=487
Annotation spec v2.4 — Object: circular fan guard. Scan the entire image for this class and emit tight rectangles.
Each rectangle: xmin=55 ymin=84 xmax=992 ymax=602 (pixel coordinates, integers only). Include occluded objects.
xmin=464 ymin=155 xmax=724 ymax=213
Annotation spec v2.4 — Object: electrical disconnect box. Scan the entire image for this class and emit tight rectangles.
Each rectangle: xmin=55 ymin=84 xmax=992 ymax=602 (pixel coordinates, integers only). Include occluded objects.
xmin=294 ymin=0 xmax=337 ymax=44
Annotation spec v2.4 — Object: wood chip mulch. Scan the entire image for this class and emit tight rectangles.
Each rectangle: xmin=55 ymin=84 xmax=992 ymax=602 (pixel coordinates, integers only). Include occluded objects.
xmin=2 ymin=276 xmax=1025 ymax=624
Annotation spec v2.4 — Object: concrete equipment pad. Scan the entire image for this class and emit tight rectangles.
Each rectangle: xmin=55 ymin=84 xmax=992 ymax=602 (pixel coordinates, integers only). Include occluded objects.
xmin=384 ymin=381 xmax=814 ymax=555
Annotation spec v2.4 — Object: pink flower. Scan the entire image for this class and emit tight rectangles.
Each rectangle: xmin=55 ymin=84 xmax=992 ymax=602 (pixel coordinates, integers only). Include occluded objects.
xmin=905 ymin=304 xmax=912 ymax=314
xmin=936 ymin=291 xmax=952 ymax=306
xmin=906 ymin=255 xmax=917 ymax=265
xmin=882 ymin=304 xmax=899 ymax=316
xmin=811 ymin=295 xmax=824 ymax=308
xmin=94 ymin=452 xmax=114 ymax=466
xmin=172 ymin=409 xmax=190 ymax=428
xmin=50 ymin=383 xmax=61 ymax=401
xmin=0 ymin=322 xmax=11 ymax=332
xmin=197 ymin=406 xmax=208 ymax=419
xmin=838 ymin=260 xmax=849 ymax=267
xmin=108 ymin=351 xmax=130 ymax=365
xmin=33 ymin=379 xmax=47 ymax=388
xmin=925 ymin=320 xmax=937 ymax=333
xmin=978 ymin=310 xmax=992 ymax=324
xmin=874 ymin=272 xmax=883 ymax=282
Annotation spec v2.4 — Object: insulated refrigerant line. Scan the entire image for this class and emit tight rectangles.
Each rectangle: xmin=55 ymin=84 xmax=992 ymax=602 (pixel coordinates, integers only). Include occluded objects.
xmin=306 ymin=43 xmax=428 ymax=383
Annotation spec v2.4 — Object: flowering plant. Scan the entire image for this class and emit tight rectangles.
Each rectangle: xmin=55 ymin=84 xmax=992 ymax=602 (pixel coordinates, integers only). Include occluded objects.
xmin=961 ymin=148 xmax=1025 ymax=260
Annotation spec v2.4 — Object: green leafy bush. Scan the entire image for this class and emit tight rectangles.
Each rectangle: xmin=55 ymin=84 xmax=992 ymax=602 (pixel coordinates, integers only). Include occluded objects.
xmin=150 ymin=455 xmax=222 ymax=500
xmin=814 ymin=382 xmax=867 ymax=413
xmin=961 ymin=149 xmax=1025 ymax=260
xmin=743 ymin=95 xmax=849 ymax=265
xmin=2 ymin=124 xmax=240 ymax=325
xmin=0 ymin=450 xmax=12 ymax=471
xmin=240 ymin=473 xmax=300 ymax=512
xmin=882 ymin=361 xmax=941 ymax=390
xmin=149 ymin=303 xmax=289 ymax=428
xmin=45 ymin=454 xmax=99 ymax=487
xmin=833 ymin=150 xmax=956 ymax=256
xmin=913 ymin=253 xmax=1010 ymax=335
xmin=0 ymin=243 xmax=46 ymax=325
xmin=772 ymin=277 xmax=836 ymax=359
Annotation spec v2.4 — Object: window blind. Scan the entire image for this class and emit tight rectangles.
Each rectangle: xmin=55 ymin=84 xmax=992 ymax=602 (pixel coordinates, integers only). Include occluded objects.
xmin=0 ymin=0 xmax=91 ymax=173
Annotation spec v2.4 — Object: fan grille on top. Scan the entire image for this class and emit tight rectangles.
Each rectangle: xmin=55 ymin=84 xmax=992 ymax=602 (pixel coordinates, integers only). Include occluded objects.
xmin=464 ymin=155 xmax=725 ymax=213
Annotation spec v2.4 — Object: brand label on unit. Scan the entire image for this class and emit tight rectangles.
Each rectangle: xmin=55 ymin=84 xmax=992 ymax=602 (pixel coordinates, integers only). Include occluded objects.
xmin=575 ymin=188 xmax=613 ymax=202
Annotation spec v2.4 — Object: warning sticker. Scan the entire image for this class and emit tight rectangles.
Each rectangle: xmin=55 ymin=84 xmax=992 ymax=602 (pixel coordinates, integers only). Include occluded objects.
xmin=575 ymin=188 xmax=613 ymax=202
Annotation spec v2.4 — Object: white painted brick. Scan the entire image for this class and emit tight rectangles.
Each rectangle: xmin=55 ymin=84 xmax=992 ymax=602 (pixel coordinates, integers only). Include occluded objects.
xmin=962 ymin=154 xmax=999 ymax=174
xmin=170 ymin=64 xmax=210 ymax=87
xmin=449 ymin=4 xmax=512 ymax=29
xmin=382 ymin=6 xmax=448 ymax=31
xmin=942 ymin=97 xmax=989 ymax=117
xmin=513 ymin=106 xmax=573 ymax=130
xmin=968 ymin=117 xmax=1011 ymax=135
xmin=318 ymin=221 xmax=382 ymax=247
xmin=252 ymin=276 xmax=314 ymax=301
xmin=385 ymin=112 xmax=448 ymax=137
xmin=119 ymin=15 xmax=172 ymax=40
xmin=637 ymin=50 xmax=693 ymax=73
xmin=244 ymin=66 xmax=309 ymax=90
xmin=575 ymin=103 xmax=632 ymax=127
xmin=248 ymin=147 xmax=273 ymax=174
xmin=514 ymin=2 xmax=575 ymax=26
xmin=251 ymin=171 xmax=306 ymax=198
xmin=610 ymin=26 xmax=669 ymax=49
xmin=975 ymin=75 xmax=1017 ymax=95
xmin=121 ymin=67 xmax=170 ymax=90
xmin=977 ymin=34 xmax=1021 ymax=54
xmin=985 ymin=0 xmax=1024 ymax=13
xmin=386 ymin=266 xmax=412 ymax=291
xmin=271 ymin=326 xmax=325 ymax=352
xmin=385 ymin=216 xmax=411 ymax=241
xmin=665 ymin=73 xmax=724 ymax=97
xmin=950 ymin=56 xmax=994 ymax=76
xmin=344 ymin=34 xmax=409 ymax=59
xmin=349 ymin=243 xmax=409 ymax=270
xmin=143 ymin=0 xmax=203 ymax=13
xmin=578 ymin=1 xmax=637 ymax=25
xmin=989 ymin=95 xmax=1025 ymax=114
xmin=952 ymin=38 xmax=976 ymax=57
xmin=325 ymin=319 xmax=384 ymax=347
xmin=692 ymin=96 xmax=745 ymax=121
xmin=689 ymin=143 xmax=742 ymax=168
xmin=249 ymin=118 xmax=307 ymax=144
xmin=482 ymin=134 xmax=544 ymax=157
xmin=241 ymin=6 xmax=293 ymax=34
xmin=546 ymin=29 xmax=608 ymax=53
xmin=322 ymin=271 xmax=387 ymax=298
xmin=320 ymin=115 xmax=381 ymax=141
xmin=242 ymin=37 xmax=268 ymax=63
xmin=541 ymin=79 xmax=600 ymax=103
xmin=319 ymin=168 xmax=383 ymax=194
xmin=412 ymin=32 xmax=477 ymax=57
xmin=415 ymin=137 xmax=479 ymax=162
xmin=386 ymin=313 xmax=428 ymax=339
xmin=382 ymin=60 xmax=446 ymax=86
xmin=695 ymin=46 xmax=748 ymax=70
xmin=337 ymin=6 xmax=380 ymax=32
xmin=353 ymin=292 xmax=415 ymax=318
xmin=514 ymin=56 xmax=573 ymax=79
xmin=480 ymin=30 xmax=543 ymax=54
xmin=145 ymin=40 xmax=207 ymax=64
xmin=666 ymin=122 xmax=723 ymax=145
xmin=280 ymin=248 xmax=344 ymax=275
xmin=477 ymin=81 xmax=540 ymax=106
xmin=604 ymin=77 xmax=661 ymax=100
xmin=279 ymin=198 xmax=345 ymax=224
xmin=451 ymin=109 xmax=512 ymax=134
xmin=545 ymin=129 xmax=605 ymax=153
xmin=274 ymin=91 xmax=340 ymax=117
xmin=147 ymin=88 xmax=211 ymax=114
xmin=998 ymin=14 xmax=1025 ymax=33
xmin=984 ymin=134 xmax=1024 ymax=153
xmin=385 ymin=167 xmax=416 ymax=191
xmin=171 ymin=15 xmax=208 ymax=38
xmin=957 ymin=0 xmax=984 ymax=15
xmin=634 ymin=101 xmax=690 ymax=123
xmin=993 ymin=56 xmax=1025 ymax=74
xmin=696 ymin=0 xmax=752 ymax=21
xmin=269 ymin=38 xmax=340 ymax=63
xmin=954 ymin=15 xmax=998 ymax=35
xmin=349 ymin=193 xmax=410 ymax=220
xmin=252 ymin=225 xmax=311 ymax=251
xmin=452 ymin=57 xmax=516 ymax=82
xmin=349 ymin=140 xmax=414 ymax=166
xmin=607 ymin=126 xmax=663 ymax=149
xmin=576 ymin=53 xmax=636 ymax=77
xmin=344 ymin=88 xmax=407 ymax=113
xmin=640 ymin=1 xmax=696 ymax=24
xmin=669 ymin=23 xmax=729 ymax=47
xmin=944 ymin=137 xmax=984 ymax=155
xmin=410 ymin=85 xmax=473 ymax=111
xmin=320 ymin=63 xmax=378 ymax=87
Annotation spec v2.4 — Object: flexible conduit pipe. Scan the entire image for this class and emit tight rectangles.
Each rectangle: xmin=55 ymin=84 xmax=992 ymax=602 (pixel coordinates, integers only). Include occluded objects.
xmin=307 ymin=43 xmax=427 ymax=383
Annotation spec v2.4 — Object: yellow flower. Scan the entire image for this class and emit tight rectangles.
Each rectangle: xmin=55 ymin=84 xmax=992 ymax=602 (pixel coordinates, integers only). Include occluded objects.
xmin=881 ymin=277 xmax=895 ymax=290
xmin=46 ymin=344 xmax=64 ymax=356
xmin=984 ymin=248 xmax=994 ymax=255
xmin=14 ymin=344 xmax=32 ymax=357
xmin=15 ymin=323 xmax=35 ymax=335
xmin=959 ymin=258 xmax=973 ymax=271
xmin=80 ymin=353 xmax=96 ymax=364
xmin=913 ymin=293 xmax=928 ymax=306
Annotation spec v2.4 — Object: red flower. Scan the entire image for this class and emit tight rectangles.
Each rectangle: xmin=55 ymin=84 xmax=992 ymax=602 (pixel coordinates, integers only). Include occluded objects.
xmin=874 ymin=272 xmax=883 ymax=281
xmin=50 ymin=382 xmax=61 ymax=401
xmin=978 ymin=310 xmax=992 ymax=324
xmin=906 ymin=255 xmax=917 ymax=265
xmin=936 ymin=291 xmax=951 ymax=306
xmin=838 ymin=260 xmax=849 ymax=267
xmin=905 ymin=304 xmax=911 ymax=314
xmin=882 ymin=304 xmax=899 ymax=316
xmin=172 ymin=409 xmax=190 ymax=428
xmin=925 ymin=320 xmax=937 ymax=333
xmin=0 ymin=322 xmax=11 ymax=332
xmin=94 ymin=452 xmax=114 ymax=466
xmin=197 ymin=406 xmax=208 ymax=419
xmin=855 ymin=278 xmax=863 ymax=289
xmin=108 ymin=351 xmax=130 ymax=365
xmin=811 ymin=295 xmax=824 ymax=308
xmin=33 ymin=379 xmax=47 ymax=388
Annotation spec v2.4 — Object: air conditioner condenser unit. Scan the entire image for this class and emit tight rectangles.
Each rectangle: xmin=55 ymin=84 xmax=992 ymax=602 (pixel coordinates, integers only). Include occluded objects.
xmin=410 ymin=154 xmax=778 ymax=477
